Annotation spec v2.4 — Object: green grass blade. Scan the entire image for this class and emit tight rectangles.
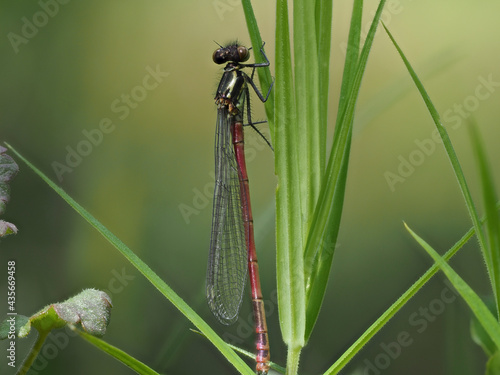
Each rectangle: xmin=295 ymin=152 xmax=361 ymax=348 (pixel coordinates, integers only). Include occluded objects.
xmin=315 ymin=0 xmax=333 ymax=170
xmin=5 ymin=144 xmax=254 ymax=375
xmin=72 ymin=327 xmax=160 ymax=375
xmin=303 ymin=144 xmax=349 ymax=342
xmin=303 ymin=6 xmax=362 ymax=335
xmin=293 ymin=0 xmax=322 ymax=238
xmin=241 ymin=0 xmax=275 ymax=138
xmin=303 ymin=5 xmax=362 ymax=333
xmin=303 ymin=0 xmax=387 ymax=342
xmin=382 ymin=23 xmax=495 ymax=316
xmin=468 ymin=120 xmax=500 ymax=317
xmin=355 ymin=51 xmax=461 ymax=132
xmin=471 ymin=297 xmax=498 ymax=357
xmin=335 ymin=0 xmax=362 ymax=131
xmin=275 ymin=0 xmax=306 ymax=359
xmin=322 ymin=218 xmax=479 ymax=374
xmin=404 ymin=223 xmax=500 ymax=350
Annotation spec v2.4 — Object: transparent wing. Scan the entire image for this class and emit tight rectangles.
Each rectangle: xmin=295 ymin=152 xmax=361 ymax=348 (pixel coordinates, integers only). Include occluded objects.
xmin=206 ymin=107 xmax=248 ymax=325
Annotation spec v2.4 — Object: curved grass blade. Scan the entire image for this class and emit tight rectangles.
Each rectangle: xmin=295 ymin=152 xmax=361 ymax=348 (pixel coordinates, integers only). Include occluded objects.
xmin=381 ymin=23 xmax=497 ymax=317
xmin=355 ymin=50 xmax=462 ymax=133
xmin=303 ymin=0 xmax=388 ymax=342
xmin=471 ymin=297 xmax=497 ymax=357
xmin=405 ymin=223 xmax=500 ymax=350
xmin=5 ymin=143 xmax=254 ymax=375
xmin=468 ymin=120 xmax=500 ymax=317
xmin=322 ymin=218 xmax=480 ymax=374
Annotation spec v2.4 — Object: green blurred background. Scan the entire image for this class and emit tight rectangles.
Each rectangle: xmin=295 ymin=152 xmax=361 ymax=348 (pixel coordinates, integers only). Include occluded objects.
xmin=1 ymin=0 xmax=499 ymax=374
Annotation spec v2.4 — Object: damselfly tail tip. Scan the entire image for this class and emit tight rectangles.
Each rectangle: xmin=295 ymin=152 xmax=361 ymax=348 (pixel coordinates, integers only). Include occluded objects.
xmin=256 ymin=362 xmax=270 ymax=375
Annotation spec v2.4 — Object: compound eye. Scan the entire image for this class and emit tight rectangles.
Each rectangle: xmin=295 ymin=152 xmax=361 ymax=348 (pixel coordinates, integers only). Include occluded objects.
xmin=237 ymin=46 xmax=250 ymax=62
xmin=213 ymin=49 xmax=225 ymax=64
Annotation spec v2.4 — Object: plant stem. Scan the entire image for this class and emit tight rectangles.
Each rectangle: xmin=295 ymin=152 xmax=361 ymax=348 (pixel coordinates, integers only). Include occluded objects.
xmin=17 ymin=330 xmax=49 ymax=375
xmin=286 ymin=345 xmax=302 ymax=375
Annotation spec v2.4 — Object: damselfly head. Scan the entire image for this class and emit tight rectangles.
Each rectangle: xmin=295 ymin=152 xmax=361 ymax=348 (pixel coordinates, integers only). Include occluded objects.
xmin=213 ymin=44 xmax=250 ymax=65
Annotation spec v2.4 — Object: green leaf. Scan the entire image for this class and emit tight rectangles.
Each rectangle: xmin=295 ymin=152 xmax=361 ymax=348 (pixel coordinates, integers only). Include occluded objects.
xmin=303 ymin=0 xmax=388 ymax=342
xmin=382 ymin=24 xmax=495 ymax=315
xmin=275 ymin=0 xmax=305 ymax=357
xmin=294 ymin=0 xmax=322 ymax=237
xmin=32 ymin=289 xmax=112 ymax=337
xmin=468 ymin=121 xmax=500 ymax=317
xmin=471 ymin=297 xmax=497 ymax=357
xmin=0 ymin=315 xmax=29 ymax=340
xmin=0 ymin=289 xmax=112 ymax=338
xmin=405 ymin=223 xmax=500 ymax=351
xmin=72 ymin=327 xmax=160 ymax=375
xmin=5 ymin=143 xmax=255 ymax=375
xmin=1 ymin=289 xmax=112 ymax=375
xmin=487 ymin=351 xmax=500 ymax=375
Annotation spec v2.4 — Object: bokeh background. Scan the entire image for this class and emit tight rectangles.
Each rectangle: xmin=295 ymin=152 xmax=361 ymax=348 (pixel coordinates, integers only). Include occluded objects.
xmin=1 ymin=0 xmax=499 ymax=374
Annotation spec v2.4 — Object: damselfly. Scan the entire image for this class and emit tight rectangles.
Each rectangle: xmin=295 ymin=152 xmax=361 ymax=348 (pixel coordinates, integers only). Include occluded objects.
xmin=206 ymin=42 xmax=272 ymax=374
